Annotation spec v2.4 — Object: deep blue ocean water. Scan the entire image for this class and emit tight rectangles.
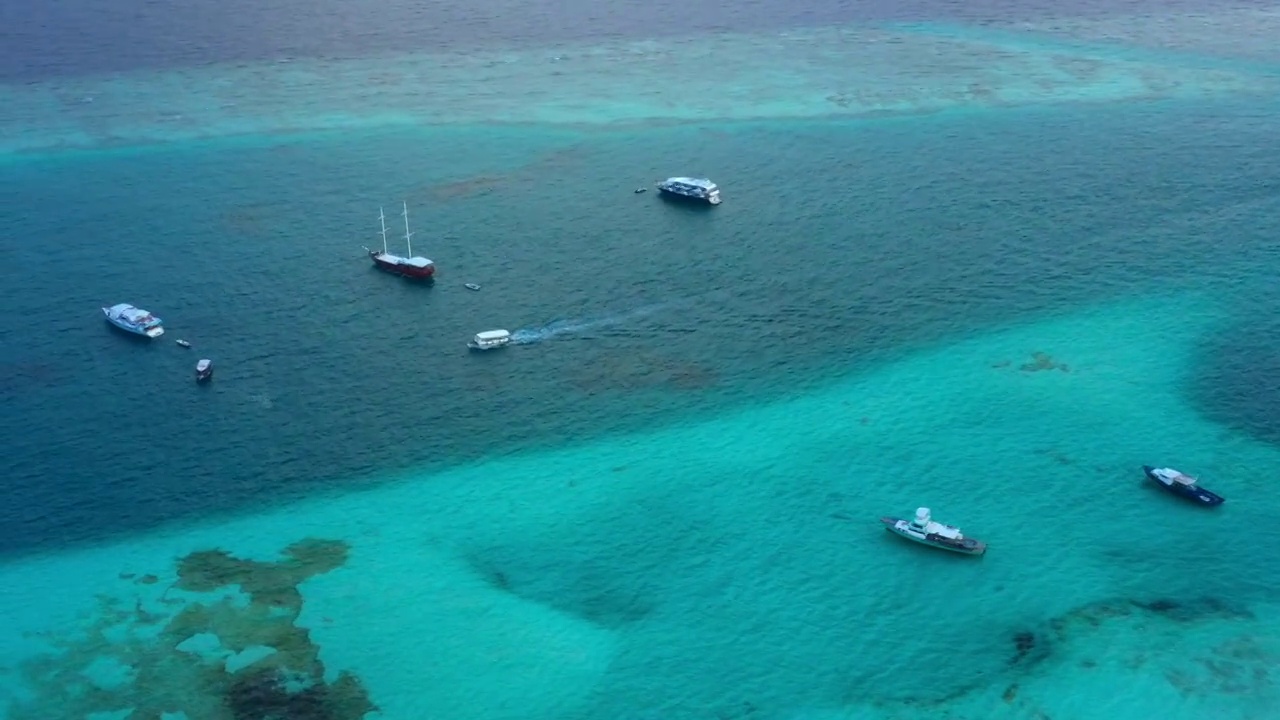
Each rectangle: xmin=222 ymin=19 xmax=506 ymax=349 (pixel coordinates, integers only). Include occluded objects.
xmin=3 ymin=0 xmax=1280 ymax=718
xmin=7 ymin=0 xmax=1268 ymax=81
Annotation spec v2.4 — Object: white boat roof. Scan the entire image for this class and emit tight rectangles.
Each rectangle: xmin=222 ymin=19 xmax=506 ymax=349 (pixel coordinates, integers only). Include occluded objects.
xmin=405 ymin=256 xmax=433 ymax=268
xmin=475 ymin=329 xmax=510 ymax=340
xmin=1156 ymin=467 xmax=1196 ymax=484
xmin=109 ymin=304 xmax=156 ymax=322
xmin=665 ymin=177 xmax=716 ymax=189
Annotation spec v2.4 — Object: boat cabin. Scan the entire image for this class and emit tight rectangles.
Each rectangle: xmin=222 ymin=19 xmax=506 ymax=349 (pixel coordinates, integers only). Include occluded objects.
xmin=657 ymin=177 xmax=722 ymax=203
xmin=909 ymin=507 xmax=932 ymax=530
xmin=908 ymin=507 xmax=964 ymax=540
xmin=1172 ymin=473 xmax=1197 ymax=486
xmin=469 ymin=329 xmax=511 ymax=351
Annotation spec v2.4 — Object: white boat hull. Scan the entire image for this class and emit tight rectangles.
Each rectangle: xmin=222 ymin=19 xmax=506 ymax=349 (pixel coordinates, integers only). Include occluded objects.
xmin=103 ymin=311 xmax=164 ymax=338
xmin=880 ymin=517 xmax=987 ymax=556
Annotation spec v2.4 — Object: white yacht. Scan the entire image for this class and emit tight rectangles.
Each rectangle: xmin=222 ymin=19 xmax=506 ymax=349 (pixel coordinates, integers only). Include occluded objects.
xmin=655 ymin=177 xmax=721 ymax=205
xmin=102 ymin=303 xmax=165 ymax=338
xmin=879 ymin=507 xmax=987 ymax=556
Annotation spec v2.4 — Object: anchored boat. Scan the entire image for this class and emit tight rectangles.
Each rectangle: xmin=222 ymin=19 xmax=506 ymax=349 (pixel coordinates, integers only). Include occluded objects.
xmin=363 ymin=203 xmax=435 ymax=280
xmin=1143 ymin=465 xmax=1224 ymax=506
xmin=880 ymin=507 xmax=987 ymax=556
xmin=102 ymin=303 xmax=165 ymax=338
xmin=655 ymin=177 xmax=721 ymax=205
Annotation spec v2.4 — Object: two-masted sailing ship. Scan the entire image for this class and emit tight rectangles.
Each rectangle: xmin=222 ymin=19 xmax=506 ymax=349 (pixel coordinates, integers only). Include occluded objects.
xmin=363 ymin=202 xmax=435 ymax=279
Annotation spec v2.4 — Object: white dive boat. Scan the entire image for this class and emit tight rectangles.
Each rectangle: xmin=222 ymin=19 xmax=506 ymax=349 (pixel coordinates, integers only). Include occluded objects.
xmin=195 ymin=358 xmax=213 ymax=383
xmin=655 ymin=177 xmax=721 ymax=205
xmin=467 ymin=329 xmax=511 ymax=351
xmin=102 ymin=303 xmax=165 ymax=338
xmin=879 ymin=507 xmax=987 ymax=556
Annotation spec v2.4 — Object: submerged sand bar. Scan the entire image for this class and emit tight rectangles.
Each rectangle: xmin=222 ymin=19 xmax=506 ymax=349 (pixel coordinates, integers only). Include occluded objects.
xmin=3 ymin=12 xmax=1280 ymax=156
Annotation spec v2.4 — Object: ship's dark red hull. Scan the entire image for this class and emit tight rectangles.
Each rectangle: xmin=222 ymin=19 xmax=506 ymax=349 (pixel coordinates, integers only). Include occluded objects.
xmin=370 ymin=252 xmax=435 ymax=279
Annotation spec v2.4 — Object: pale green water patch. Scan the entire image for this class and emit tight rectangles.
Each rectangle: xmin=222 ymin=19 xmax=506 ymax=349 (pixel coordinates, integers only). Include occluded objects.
xmin=3 ymin=290 xmax=1278 ymax=719
xmin=2 ymin=15 xmax=1276 ymax=157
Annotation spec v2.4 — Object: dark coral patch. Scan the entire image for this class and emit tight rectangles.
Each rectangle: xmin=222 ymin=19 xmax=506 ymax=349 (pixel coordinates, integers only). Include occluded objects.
xmin=1018 ymin=351 xmax=1069 ymax=373
xmin=6 ymin=538 xmax=372 ymax=720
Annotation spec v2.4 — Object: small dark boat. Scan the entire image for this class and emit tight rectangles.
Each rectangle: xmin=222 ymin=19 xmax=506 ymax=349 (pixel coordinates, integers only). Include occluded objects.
xmin=1143 ymin=465 xmax=1224 ymax=506
xmin=634 ymin=187 xmax=647 ymax=194
xmin=195 ymin=358 xmax=213 ymax=383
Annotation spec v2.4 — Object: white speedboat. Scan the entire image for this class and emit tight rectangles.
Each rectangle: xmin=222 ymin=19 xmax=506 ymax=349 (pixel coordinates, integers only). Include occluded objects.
xmin=102 ymin=303 xmax=164 ymax=338
xmin=468 ymin=329 xmax=511 ymax=351
xmin=879 ymin=507 xmax=987 ymax=556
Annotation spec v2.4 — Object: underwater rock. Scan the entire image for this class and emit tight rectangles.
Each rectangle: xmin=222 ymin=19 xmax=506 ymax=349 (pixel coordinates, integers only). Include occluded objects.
xmin=1128 ymin=596 xmax=1253 ymax=623
xmin=225 ymin=666 xmax=373 ymax=720
xmin=177 ymin=539 xmax=349 ymax=613
xmin=1009 ymin=631 xmax=1048 ymax=667
xmin=572 ymin=352 xmax=719 ymax=393
xmin=1018 ymin=351 xmax=1069 ymax=373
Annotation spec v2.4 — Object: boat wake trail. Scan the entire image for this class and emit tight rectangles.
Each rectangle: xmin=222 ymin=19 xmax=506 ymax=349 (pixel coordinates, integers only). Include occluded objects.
xmin=510 ymin=303 xmax=669 ymax=345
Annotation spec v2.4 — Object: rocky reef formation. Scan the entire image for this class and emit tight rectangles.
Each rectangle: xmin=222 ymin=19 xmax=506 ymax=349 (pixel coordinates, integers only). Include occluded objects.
xmin=6 ymin=538 xmax=375 ymax=720
xmin=857 ymin=593 xmax=1271 ymax=719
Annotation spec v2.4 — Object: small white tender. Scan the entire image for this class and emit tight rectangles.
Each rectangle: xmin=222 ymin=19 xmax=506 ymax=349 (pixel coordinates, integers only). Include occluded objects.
xmin=468 ymin=329 xmax=511 ymax=351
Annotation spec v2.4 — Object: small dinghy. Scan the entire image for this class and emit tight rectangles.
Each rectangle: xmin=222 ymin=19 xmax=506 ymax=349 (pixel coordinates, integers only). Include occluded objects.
xmin=1143 ymin=465 xmax=1224 ymax=506
xmin=634 ymin=187 xmax=647 ymax=194
xmin=175 ymin=339 xmax=191 ymax=348
xmin=464 ymin=283 xmax=481 ymax=291
xmin=195 ymin=358 xmax=213 ymax=383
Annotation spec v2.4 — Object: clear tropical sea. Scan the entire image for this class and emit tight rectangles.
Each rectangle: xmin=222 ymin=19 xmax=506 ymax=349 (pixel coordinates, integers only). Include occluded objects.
xmin=3 ymin=1 xmax=1280 ymax=718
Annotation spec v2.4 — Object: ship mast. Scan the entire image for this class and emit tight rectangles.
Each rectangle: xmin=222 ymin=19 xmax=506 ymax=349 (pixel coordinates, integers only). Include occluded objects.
xmin=402 ymin=201 xmax=414 ymax=257
xmin=378 ymin=207 xmax=389 ymax=254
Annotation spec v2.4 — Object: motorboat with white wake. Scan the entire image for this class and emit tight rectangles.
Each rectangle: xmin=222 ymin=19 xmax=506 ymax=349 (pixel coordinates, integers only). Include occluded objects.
xmin=1143 ymin=465 xmax=1224 ymax=506
xmin=102 ymin=303 xmax=165 ymax=338
xmin=468 ymin=329 xmax=511 ymax=351
xmin=880 ymin=507 xmax=987 ymax=556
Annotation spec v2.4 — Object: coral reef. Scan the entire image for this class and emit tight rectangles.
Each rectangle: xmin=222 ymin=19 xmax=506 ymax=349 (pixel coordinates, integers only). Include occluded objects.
xmin=855 ymin=593 xmax=1266 ymax=719
xmin=5 ymin=538 xmax=375 ymax=720
xmin=1018 ymin=351 xmax=1069 ymax=373
xmin=572 ymin=351 xmax=719 ymax=393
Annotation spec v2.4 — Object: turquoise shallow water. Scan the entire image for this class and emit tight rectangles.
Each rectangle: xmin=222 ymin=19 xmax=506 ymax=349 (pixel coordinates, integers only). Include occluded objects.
xmin=4 ymin=7 xmax=1280 ymax=719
